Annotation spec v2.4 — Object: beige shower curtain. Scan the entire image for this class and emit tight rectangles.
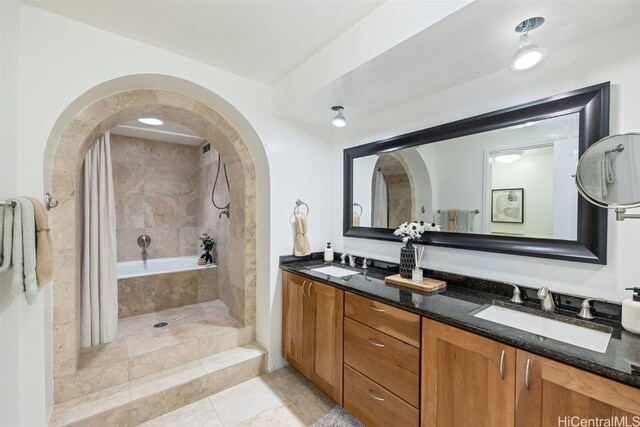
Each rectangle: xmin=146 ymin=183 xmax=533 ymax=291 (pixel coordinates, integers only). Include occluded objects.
xmin=81 ymin=131 xmax=118 ymax=347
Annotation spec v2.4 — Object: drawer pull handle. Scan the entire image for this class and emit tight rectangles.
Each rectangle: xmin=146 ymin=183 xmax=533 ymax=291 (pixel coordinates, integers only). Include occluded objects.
xmin=368 ymin=304 xmax=385 ymax=313
xmin=368 ymin=338 xmax=385 ymax=348
xmin=368 ymin=389 xmax=385 ymax=401
xmin=302 ymin=281 xmax=308 ymax=297
xmin=308 ymin=282 xmax=313 ymax=298
xmin=499 ymin=350 xmax=506 ymax=380
xmin=525 ymin=358 xmax=531 ymax=390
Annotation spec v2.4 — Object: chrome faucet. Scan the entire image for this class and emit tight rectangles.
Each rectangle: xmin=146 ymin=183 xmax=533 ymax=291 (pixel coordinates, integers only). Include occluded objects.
xmin=142 ymin=248 xmax=148 ymax=261
xmin=362 ymin=257 xmax=371 ymax=270
xmin=505 ymin=283 xmax=523 ymax=304
xmin=341 ymin=253 xmax=356 ymax=268
xmin=578 ymin=297 xmax=607 ymax=319
xmin=537 ymin=287 xmax=556 ymax=312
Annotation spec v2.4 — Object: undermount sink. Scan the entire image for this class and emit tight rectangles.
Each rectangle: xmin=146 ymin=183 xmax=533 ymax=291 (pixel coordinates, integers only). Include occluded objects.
xmin=311 ymin=265 xmax=360 ymax=278
xmin=473 ymin=304 xmax=611 ymax=353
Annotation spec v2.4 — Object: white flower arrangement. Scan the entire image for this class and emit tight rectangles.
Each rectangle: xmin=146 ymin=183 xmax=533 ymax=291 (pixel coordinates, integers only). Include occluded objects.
xmin=393 ymin=221 xmax=441 ymax=243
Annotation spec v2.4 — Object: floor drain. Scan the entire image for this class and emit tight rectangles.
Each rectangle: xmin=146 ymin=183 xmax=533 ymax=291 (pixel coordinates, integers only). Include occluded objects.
xmin=153 ymin=322 xmax=168 ymax=328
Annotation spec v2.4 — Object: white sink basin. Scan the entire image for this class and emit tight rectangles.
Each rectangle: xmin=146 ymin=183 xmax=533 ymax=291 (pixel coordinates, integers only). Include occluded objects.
xmin=311 ymin=266 xmax=360 ymax=278
xmin=473 ymin=304 xmax=611 ymax=353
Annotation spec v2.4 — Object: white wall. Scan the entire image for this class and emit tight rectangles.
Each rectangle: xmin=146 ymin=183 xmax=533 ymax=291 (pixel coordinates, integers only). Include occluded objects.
xmin=1 ymin=3 xmax=332 ymax=425
xmin=331 ymin=21 xmax=640 ymax=305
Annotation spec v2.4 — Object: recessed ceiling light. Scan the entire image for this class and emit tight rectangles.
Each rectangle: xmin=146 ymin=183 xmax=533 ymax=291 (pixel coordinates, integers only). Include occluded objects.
xmin=495 ymin=153 xmax=523 ymax=163
xmin=331 ymin=106 xmax=346 ymax=128
xmin=138 ymin=118 xmax=163 ymax=126
xmin=510 ymin=17 xmax=547 ymax=72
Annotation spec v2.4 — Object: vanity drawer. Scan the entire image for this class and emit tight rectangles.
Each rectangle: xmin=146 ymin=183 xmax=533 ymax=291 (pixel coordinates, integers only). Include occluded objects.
xmin=344 ymin=317 xmax=420 ymax=407
xmin=344 ymin=292 xmax=420 ymax=347
xmin=344 ymin=364 xmax=419 ymax=427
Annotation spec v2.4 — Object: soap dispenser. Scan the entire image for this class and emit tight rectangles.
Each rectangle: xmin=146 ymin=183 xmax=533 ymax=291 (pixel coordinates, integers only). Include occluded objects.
xmin=622 ymin=287 xmax=640 ymax=335
xmin=324 ymin=242 xmax=334 ymax=262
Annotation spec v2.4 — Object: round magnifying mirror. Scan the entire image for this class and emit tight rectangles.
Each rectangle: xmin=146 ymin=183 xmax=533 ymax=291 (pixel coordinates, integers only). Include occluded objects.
xmin=576 ymin=133 xmax=640 ymax=219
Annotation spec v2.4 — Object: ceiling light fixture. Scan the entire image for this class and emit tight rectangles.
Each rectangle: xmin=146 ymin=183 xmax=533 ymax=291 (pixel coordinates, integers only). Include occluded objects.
xmin=494 ymin=152 xmax=523 ymax=163
xmin=331 ymin=106 xmax=346 ymax=128
xmin=510 ymin=17 xmax=547 ymax=72
xmin=138 ymin=117 xmax=164 ymax=126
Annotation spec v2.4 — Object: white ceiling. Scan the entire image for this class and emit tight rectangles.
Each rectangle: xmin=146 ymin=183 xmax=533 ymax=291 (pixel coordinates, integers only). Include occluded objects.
xmin=24 ymin=0 xmax=384 ymax=84
xmin=24 ymin=0 xmax=640 ymax=129
xmin=277 ymin=0 xmax=640 ymax=126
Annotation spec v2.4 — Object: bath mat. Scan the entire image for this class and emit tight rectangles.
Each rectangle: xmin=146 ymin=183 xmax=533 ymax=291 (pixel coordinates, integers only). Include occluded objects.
xmin=312 ymin=406 xmax=364 ymax=427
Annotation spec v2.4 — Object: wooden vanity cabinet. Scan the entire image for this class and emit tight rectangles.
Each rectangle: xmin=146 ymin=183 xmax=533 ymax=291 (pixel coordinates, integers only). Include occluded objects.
xmin=344 ymin=292 xmax=421 ymax=427
xmin=282 ymin=272 xmax=343 ymax=404
xmin=423 ymin=318 xmax=640 ymax=427
xmin=515 ymin=351 xmax=640 ymax=426
xmin=422 ymin=318 xmax=516 ymax=427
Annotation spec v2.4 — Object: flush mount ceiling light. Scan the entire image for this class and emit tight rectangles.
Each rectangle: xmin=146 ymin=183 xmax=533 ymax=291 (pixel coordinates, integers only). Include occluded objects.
xmin=331 ymin=106 xmax=346 ymax=128
xmin=494 ymin=152 xmax=523 ymax=163
xmin=138 ymin=117 xmax=163 ymax=126
xmin=510 ymin=17 xmax=547 ymax=72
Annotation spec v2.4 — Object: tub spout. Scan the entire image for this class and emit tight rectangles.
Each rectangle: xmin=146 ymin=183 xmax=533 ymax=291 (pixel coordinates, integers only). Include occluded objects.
xmin=142 ymin=249 xmax=148 ymax=261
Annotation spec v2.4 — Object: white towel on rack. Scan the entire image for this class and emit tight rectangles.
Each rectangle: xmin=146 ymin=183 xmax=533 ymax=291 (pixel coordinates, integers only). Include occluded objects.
xmin=9 ymin=198 xmax=39 ymax=304
xmin=0 ymin=204 xmax=14 ymax=273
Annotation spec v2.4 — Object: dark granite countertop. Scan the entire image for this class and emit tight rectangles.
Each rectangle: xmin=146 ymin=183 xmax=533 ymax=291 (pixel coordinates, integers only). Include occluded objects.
xmin=280 ymin=256 xmax=640 ymax=389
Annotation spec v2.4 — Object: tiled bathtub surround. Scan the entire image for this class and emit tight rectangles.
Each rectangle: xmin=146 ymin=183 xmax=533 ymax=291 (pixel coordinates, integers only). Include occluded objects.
xmin=118 ymin=268 xmax=218 ymax=318
xmin=111 ymin=134 xmax=203 ymax=262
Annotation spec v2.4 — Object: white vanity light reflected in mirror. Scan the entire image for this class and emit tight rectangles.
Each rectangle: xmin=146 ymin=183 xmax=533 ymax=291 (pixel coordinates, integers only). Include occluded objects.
xmin=575 ymin=133 xmax=640 ymax=221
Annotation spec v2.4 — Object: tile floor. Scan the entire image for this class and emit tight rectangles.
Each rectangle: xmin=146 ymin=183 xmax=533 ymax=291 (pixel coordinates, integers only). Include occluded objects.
xmin=138 ymin=366 xmax=336 ymax=426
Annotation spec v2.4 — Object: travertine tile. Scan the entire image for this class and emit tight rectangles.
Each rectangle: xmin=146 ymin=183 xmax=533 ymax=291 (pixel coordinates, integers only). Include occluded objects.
xmin=130 ymin=375 xmax=209 ymax=425
xmin=118 ymin=276 xmax=156 ymax=318
xmin=78 ymin=340 xmax=128 ymax=370
xmin=198 ymin=325 xmax=254 ymax=358
xmin=129 ymin=340 xmax=199 ymax=380
xmin=288 ymin=388 xmax=336 ymax=425
xmin=126 ymin=324 xmax=196 ymax=358
xmin=188 ymin=314 xmax=242 ymax=338
xmin=237 ymin=401 xmax=309 ymax=427
xmin=49 ymin=383 xmax=131 ymax=427
xmin=197 ymin=269 xmax=218 ymax=303
xmin=200 ymin=299 xmax=229 ymax=314
xmin=263 ymin=366 xmax=315 ymax=401
xmin=199 ymin=342 xmax=265 ymax=374
xmin=55 ymin=359 xmax=129 ymax=403
xmin=206 ymin=353 xmax=265 ymax=396
xmin=136 ymin=398 xmax=222 ymax=427
xmin=116 ymin=312 xmax=159 ymax=341
xmin=53 ymin=322 xmax=80 ymax=378
xmin=129 ymin=360 xmax=206 ymax=400
xmin=156 ymin=301 xmax=208 ymax=326
xmin=207 ymin=376 xmax=285 ymax=426
xmin=155 ymin=271 xmax=198 ymax=311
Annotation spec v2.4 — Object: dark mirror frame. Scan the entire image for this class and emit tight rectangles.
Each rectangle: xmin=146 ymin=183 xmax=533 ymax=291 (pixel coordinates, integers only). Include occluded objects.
xmin=343 ymin=82 xmax=610 ymax=264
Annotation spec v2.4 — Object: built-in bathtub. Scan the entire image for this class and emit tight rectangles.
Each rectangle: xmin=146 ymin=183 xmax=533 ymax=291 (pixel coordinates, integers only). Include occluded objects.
xmin=117 ymin=256 xmax=218 ymax=318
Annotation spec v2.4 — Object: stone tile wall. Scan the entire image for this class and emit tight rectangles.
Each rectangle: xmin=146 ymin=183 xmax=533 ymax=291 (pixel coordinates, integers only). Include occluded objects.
xmin=111 ymin=135 xmax=204 ymax=261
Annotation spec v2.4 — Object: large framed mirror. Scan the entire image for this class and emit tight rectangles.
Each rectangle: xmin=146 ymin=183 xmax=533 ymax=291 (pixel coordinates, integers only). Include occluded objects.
xmin=344 ymin=82 xmax=610 ymax=264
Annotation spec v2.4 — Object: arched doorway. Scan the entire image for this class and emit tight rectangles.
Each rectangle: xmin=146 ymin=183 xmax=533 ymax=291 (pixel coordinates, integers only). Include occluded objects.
xmin=45 ymin=83 xmax=267 ymax=401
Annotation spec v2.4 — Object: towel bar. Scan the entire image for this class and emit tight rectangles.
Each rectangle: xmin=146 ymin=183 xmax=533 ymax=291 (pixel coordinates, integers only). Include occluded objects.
xmin=0 ymin=200 xmax=17 ymax=207
xmin=437 ymin=209 xmax=480 ymax=214
xmin=353 ymin=202 xmax=363 ymax=216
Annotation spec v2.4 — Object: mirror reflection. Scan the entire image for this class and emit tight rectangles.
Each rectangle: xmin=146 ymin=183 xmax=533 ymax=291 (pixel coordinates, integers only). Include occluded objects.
xmin=576 ymin=134 xmax=640 ymax=208
xmin=352 ymin=113 xmax=579 ymax=240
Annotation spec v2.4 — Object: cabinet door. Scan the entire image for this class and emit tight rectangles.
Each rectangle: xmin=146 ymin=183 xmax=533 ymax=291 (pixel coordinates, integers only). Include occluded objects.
xmin=282 ymin=272 xmax=309 ymax=375
xmin=516 ymin=351 xmax=640 ymax=427
xmin=423 ymin=318 xmax=516 ymax=427
xmin=308 ymin=281 xmax=344 ymax=404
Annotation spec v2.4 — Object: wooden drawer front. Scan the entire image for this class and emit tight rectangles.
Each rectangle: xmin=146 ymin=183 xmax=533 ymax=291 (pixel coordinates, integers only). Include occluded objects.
xmin=344 ymin=364 xmax=419 ymax=427
xmin=345 ymin=292 xmax=420 ymax=347
xmin=344 ymin=317 xmax=420 ymax=407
